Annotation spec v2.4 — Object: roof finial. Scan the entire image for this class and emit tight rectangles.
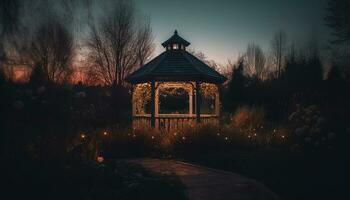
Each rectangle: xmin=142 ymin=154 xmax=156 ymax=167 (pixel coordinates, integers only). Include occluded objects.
xmin=174 ymin=30 xmax=178 ymax=35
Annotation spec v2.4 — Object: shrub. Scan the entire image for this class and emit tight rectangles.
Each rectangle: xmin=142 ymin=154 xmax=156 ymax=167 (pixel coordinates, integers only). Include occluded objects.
xmin=231 ymin=105 xmax=265 ymax=131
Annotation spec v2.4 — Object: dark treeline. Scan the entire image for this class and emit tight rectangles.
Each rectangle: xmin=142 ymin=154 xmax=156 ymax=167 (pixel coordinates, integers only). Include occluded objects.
xmin=0 ymin=0 xmax=349 ymax=162
xmin=0 ymin=1 xmax=349 ymax=199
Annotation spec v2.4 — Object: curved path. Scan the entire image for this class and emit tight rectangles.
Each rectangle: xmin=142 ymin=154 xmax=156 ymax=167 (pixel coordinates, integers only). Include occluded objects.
xmin=128 ymin=158 xmax=279 ymax=200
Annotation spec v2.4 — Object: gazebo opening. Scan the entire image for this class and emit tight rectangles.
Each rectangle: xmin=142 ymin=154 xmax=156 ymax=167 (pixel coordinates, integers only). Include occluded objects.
xmin=159 ymin=87 xmax=189 ymax=114
xmin=125 ymin=30 xmax=227 ymax=132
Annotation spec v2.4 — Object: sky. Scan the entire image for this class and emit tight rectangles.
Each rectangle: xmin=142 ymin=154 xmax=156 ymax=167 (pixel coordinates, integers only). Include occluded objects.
xmin=134 ymin=0 xmax=330 ymax=64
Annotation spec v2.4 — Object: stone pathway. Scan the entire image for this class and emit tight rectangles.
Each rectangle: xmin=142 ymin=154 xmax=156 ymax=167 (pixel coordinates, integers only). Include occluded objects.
xmin=128 ymin=159 xmax=279 ymax=200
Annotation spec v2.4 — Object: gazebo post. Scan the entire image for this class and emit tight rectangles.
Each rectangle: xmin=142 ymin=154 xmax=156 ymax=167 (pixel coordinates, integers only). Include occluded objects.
xmin=215 ymin=85 xmax=220 ymax=116
xmin=155 ymin=84 xmax=159 ymax=128
xmin=151 ymin=80 xmax=156 ymax=127
xmin=195 ymin=81 xmax=201 ymax=123
xmin=189 ymin=87 xmax=193 ymax=116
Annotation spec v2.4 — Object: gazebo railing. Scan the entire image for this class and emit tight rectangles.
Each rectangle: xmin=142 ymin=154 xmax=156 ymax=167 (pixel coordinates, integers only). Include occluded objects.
xmin=132 ymin=114 xmax=219 ymax=132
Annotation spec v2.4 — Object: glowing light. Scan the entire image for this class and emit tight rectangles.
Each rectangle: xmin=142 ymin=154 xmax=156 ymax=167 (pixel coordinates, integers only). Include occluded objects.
xmin=248 ymin=135 xmax=251 ymax=138
xmin=225 ymin=137 xmax=228 ymax=140
xmin=151 ymin=136 xmax=155 ymax=139
xmin=103 ymin=131 xmax=108 ymax=136
xmin=97 ymin=156 xmax=104 ymax=163
xmin=217 ymin=133 xmax=220 ymax=136
xmin=182 ymin=136 xmax=186 ymax=140
xmin=133 ymin=134 xmax=136 ymax=138
xmin=254 ymin=133 xmax=257 ymax=137
xmin=174 ymin=132 xmax=177 ymax=136
xmin=281 ymin=135 xmax=285 ymax=139
xmin=81 ymin=134 xmax=86 ymax=139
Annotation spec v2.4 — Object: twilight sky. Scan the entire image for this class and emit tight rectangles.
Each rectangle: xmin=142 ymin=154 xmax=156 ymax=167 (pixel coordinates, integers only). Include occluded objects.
xmin=134 ymin=0 xmax=330 ymax=64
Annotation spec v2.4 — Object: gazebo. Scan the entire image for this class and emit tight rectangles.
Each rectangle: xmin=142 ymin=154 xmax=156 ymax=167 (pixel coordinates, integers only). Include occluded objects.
xmin=125 ymin=30 xmax=227 ymax=132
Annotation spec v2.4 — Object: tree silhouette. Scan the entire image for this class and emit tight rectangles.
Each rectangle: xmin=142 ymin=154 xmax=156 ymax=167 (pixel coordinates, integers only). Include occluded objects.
xmin=325 ymin=0 xmax=350 ymax=44
xmin=29 ymin=17 xmax=74 ymax=83
xmin=228 ymin=57 xmax=247 ymax=110
xmin=245 ymin=43 xmax=266 ymax=79
xmin=86 ymin=0 xmax=154 ymax=86
xmin=270 ymin=30 xmax=287 ymax=78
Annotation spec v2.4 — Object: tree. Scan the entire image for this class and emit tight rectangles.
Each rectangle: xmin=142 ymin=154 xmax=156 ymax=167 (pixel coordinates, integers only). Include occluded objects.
xmin=29 ymin=17 xmax=74 ymax=83
xmin=325 ymin=0 xmax=350 ymax=79
xmin=86 ymin=0 xmax=154 ymax=86
xmin=0 ymin=0 xmax=20 ymax=73
xmin=188 ymin=48 xmax=219 ymax=70
xmin=325 ymin=0 xmax=350 ymax=44
xmin=228 ymin=57 xmax=247 ymax=108
xmin=270 ymin=30 xmax=287 ymax=78
xmin=245 ymin=43 xmax=266 ymax=79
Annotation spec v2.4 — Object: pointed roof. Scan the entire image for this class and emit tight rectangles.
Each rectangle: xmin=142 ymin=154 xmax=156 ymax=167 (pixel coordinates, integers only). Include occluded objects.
xmin=125 ymin=31 xmax=227 ymax=84
xmin=161 ymin=30 xmax=190 ymax=47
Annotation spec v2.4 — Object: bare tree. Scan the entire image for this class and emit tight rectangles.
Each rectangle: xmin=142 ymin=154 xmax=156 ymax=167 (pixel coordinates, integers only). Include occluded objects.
xmin=86 ymin=0 xmax=154 ymax=86
xmin=29 ymin=17 xmax=74 ymax=83
xmin=270 ymin=30 xmax=287 ymax=78
xmin=0 ymin=0 xmax=20 ymax=72
xmin=187 ymin=48 xmax=220 ymax=70
xmin=325 ymin=0 xmax=350 ymax=45
xmin=245 ymin=43 xmax=266 ymax=79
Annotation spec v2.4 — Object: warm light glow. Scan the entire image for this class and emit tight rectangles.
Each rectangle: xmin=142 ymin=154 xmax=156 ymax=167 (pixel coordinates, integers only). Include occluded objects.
xmin=81 ymin=134 xmax=86 ymax=139
xmin=97 ymin=156 xmax=104 ymax=163
xmin=182 ymin=136 xmax=186 ymax=140
xmin=103 ymin=131 xmax=108 ymax=136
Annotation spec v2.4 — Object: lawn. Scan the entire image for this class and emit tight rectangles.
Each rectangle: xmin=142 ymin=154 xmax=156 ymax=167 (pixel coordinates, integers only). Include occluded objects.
xmin=182 ymin=149 xmax=347 ymax=200
xmin=2 ymin=158 xmax=188 ymax=200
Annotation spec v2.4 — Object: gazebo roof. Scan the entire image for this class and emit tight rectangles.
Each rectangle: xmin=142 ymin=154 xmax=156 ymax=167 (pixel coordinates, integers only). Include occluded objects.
xmin=161 ymin=30 xmax=190 ymax=47
xmin=125 ymin=31 xmax=227 ymax=84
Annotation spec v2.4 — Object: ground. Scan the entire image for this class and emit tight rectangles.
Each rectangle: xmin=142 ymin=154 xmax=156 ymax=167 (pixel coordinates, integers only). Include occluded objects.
xmin=129 ymin=158 xmax=279 ymax=200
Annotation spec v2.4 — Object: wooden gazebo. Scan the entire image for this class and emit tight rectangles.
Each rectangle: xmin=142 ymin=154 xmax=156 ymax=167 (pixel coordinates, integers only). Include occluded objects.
xmin=125 ymin=30 xmax=226 ymax=131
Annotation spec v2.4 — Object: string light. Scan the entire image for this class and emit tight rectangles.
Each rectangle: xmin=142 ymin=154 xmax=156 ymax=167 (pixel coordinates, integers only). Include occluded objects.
xmin=97 ymin=156 xmax=104 ymax=163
